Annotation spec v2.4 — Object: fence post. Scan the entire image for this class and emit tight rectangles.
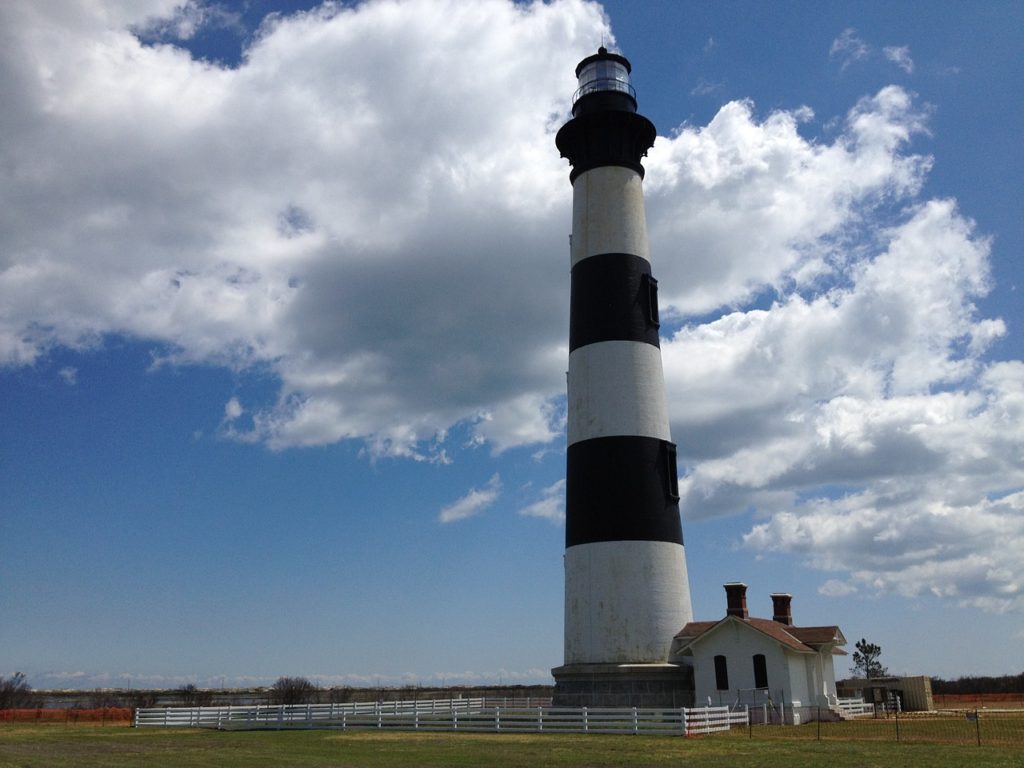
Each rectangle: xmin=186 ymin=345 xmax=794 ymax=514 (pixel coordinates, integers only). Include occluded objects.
xmin=975 ymin=709 xmax=981 ymax=747
xmin=747 ymin=706 xmax=752 ymax=739
xmin=894 ymin=706 xmax=900 ymax=742
xmin=583 ymin=707 xmax=589 ymax=734
xmin=537 ymin=706 xmax=543 ymax=732
xmin=495 ymin=706 xmax=501 ymax=732
xmin=632 ymin=707 xmax=639 ymax=735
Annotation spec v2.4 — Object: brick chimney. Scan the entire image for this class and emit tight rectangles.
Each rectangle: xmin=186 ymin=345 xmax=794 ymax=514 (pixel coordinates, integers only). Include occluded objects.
xmin=724 ymin=582 xmax=748 ymax=619
xmin=771 ymin=593 xmax=793 ymax=625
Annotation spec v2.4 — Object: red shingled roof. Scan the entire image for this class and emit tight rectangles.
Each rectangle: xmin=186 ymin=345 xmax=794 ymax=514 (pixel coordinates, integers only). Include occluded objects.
xmin=675 ymin=616 xmax=845 ymax=654
xmin=791 ymin=626 xmax=846 ymax=646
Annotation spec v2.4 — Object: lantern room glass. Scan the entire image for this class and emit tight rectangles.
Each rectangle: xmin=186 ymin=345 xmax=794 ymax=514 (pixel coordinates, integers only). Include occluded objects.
xmin=574 ymin=59 xmax=634 ymax=103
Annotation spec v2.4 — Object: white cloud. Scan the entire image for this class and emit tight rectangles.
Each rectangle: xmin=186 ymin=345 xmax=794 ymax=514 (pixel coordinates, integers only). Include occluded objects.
xmin=745 ymin=491 xmax=1024 ymax=612
xmin=884 ymin=45 xmax=914 ymax=74
xmin=830 ymin=30 xmax=914 ymax=76
xmin=690 ymin=78 xmax=724 ymax=97
xmin=663 ymin=196 xmax=1020 ymax=608
xmin=134 ymin=0 xmax=243 ymax=42
xmin=519 ymin=478 xmax=566 ymax=523
xmin=473 ymin=393 xmax=565 ymax=455
xmin=645 ymin=86 xmax=932 ymax=315
xmin=830 ymin=28 xmax=870 ymax=69
xmin=223 ymin=396 xmax=243 ymax=421
xmin=438 ymin=473 xmax=502 ymax=524
xmin=650 ymin=91 xmax=1017 ymax=613
xmin=58 ymin=366 xmax=78 ymax=385
xmin=0 ymin=0 xmax=605 ymax=455
xmin=819 ymin=579 xmax=858 ymax=597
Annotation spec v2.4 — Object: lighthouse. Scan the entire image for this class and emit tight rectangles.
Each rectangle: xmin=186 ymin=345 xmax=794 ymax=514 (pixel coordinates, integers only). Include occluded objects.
xmin=552 ymin=48 xmax=694 ymax=707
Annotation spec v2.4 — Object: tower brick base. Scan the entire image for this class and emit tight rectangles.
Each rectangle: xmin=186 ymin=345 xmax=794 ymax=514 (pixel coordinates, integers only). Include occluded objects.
xmin=551 ymin=663 xmax=694 ymax=708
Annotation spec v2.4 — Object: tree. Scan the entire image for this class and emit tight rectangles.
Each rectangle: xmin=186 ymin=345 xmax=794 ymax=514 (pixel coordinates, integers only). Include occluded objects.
xmin=0 ymin=672 xmax=34 ymax=709
xmin=850 ymin=638 xmax=889 ymax=679
xmin=177 ymin=684 xmax=212 ymax=707
xmin=270 ymin=676 xmax=317 ymax=705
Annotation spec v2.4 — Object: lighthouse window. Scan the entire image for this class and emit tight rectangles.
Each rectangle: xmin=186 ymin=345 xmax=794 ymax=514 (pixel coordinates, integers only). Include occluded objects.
xmin=643 ymin=273 xmax=660 ymax=327
xmin=714 ymin=655 xmax=729 ymax=691
xmin=666 ymin=442 xmax=679 ymax=499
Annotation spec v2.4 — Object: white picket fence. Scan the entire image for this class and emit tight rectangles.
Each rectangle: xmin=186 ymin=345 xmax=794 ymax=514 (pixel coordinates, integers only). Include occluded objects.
xmin=133 ymin=697 xmax=748 ymax=737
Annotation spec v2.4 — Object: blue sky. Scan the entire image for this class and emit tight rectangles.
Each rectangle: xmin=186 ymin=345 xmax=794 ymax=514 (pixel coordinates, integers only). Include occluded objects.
xmin=1 ymin=0 xmax=1021 ymax=690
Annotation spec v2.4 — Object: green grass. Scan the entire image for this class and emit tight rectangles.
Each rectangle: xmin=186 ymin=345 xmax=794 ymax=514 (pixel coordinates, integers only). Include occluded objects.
xmin=2 ymin=726 xmax=1023 ymax=768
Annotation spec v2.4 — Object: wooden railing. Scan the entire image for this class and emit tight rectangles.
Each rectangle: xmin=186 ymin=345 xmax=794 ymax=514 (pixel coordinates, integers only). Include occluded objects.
xmin=834 ymin=697 xmax=874 ymax=717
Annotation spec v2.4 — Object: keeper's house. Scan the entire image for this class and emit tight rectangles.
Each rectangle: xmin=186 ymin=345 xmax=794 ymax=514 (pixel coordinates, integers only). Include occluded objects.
xmin=672 ymin=583 xmax=847 ymax=718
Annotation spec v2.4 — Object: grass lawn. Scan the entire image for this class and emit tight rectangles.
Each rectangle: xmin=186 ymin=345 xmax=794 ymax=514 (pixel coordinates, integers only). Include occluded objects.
xmin=2 ymin=726 xmax=1024 ymax=768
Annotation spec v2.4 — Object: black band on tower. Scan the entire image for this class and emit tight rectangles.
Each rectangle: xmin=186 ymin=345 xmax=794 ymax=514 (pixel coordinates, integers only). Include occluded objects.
xmin=555 ymin=110 xmax=657 ymax=183
xmin=569 ymin=253 xmax=661 ymax=352
xmin=566 ymin=435 xmax=684 ymax=547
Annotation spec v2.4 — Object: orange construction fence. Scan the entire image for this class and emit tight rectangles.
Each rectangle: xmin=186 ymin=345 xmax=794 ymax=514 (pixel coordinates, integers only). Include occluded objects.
xmin=0 ymin=707 xmax=133 ymax=724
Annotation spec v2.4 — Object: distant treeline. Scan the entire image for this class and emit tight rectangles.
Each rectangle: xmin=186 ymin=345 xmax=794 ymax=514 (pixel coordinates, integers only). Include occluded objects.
xmin=11 ymin=682 xmax=556 ymax=710
xmin=931 ymin=674 xmax=1024 ymax=695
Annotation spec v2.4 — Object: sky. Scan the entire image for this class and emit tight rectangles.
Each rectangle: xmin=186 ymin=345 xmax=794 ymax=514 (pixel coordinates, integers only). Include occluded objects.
xmin=1 ymin=0 xmax=1021 ymax=690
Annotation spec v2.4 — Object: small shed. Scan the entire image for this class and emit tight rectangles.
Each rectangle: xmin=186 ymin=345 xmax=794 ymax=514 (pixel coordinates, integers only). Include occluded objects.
xmin=838 ymin=675 xmax=934 ymax=712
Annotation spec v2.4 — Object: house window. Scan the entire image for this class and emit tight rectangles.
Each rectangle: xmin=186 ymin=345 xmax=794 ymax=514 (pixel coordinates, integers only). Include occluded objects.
xmin=714 ymin=655 xmax=729 ymax=691
xmin=753 ymin=654 xmax=768 ymax=689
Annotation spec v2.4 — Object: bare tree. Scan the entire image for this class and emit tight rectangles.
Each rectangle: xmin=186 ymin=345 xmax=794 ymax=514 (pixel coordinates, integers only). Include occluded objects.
xmin=270 ymin=676 xmax=317 ymax=705
xmin=177 ymin=684 xmax=213 ymax=707
xmin=328 ymin=686 xmax=355 ymax=704
xmin=850 ymin=638 xmax=889 ymax=679
xmin=0 ymin=672 xmax=35 ymax=709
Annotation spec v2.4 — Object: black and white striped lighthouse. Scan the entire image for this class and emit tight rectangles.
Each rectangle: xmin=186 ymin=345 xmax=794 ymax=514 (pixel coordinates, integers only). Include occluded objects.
xmin=552 ymin=48 xmax=694 ymax=707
